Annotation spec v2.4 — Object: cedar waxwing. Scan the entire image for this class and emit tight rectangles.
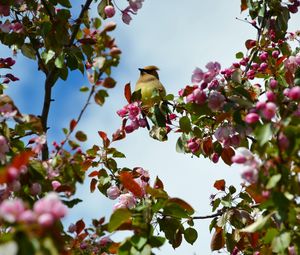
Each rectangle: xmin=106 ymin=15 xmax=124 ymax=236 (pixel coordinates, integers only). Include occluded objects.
xmin=135 ymin=65 xmax=166 ymax=106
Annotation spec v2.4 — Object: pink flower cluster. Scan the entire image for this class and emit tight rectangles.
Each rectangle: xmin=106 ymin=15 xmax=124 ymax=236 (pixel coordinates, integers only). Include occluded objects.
xmin=187 ymin=138 xmax=200 ymax=153
xmin=0 ymin=192 xmax=67 ymax=227
xmin=214 ymin=125 xmax=240 ymax=148
xmin=231 ymin=148 xmax=261 ymax=183
xmin=0 ymin=21 xmax=23 ymax=33
xmin=284 ymin=53 xmax=300 ymax=73
xmin=245 ymin=101 xmax=277 ymax=124
xmin=107 ymin=168 xmax=149 ymax=210
xmin=191 ymin=62 xmax=221 ymax=84
xmin=28 ymin=135 xmax=46 ymax=154
xmin=122 ymin=0 xmax=144 ymax=25
xmin=117 ymin=101 xmax=147 ymax=133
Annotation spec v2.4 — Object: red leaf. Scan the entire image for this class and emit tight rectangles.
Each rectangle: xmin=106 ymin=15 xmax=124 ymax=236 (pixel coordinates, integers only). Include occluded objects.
xmin=168 ymin=198 xmax=194 ymax=214
xmin=202 ymin=137 xmax=213 ymax=156
xmin=245 ymin=184 xmax=265 ymax=203
xmin=11 ymin=151 xmax=33 ymax=169
xmin=240 ymin=0 xmax=248 ymax=12
xmin=245 ymin=39 xmax=256 ymax=50
xmin=248 ymin=232 xmax=259 ymax=248
xmin=210 ymin=227 xmax=225 ymax=251
xmin=88 ymin=171 xmax=99 ymax=177
xmin=154 ymin=176 xmax=164 ymax=189
xmin=214 ymin=179 xmax=226 ymax=191
xmin=70 ymin=119 xmax=77 ymax=132
xmin=119 ymin=171 xmax=143 ymax=197
xmin=98 ymin=131 xmax=110 ymax=148
xmin=90 ymin=178 xmax=97 ymax=193
xmin=102 ymin=77 xmax=116 ymax=89
xmin=112 ymin=128 xmax=126 ymax=142
xmin=75 ymin=219 xmax=85 ymax=235
xmin=221 ymin=147 xmax=235 ymax=166
xmin=124 ymin=83 xmax=131 ymax=103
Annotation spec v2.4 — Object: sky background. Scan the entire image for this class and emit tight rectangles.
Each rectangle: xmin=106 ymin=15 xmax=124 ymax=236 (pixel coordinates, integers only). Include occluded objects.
xmin=2 ymin=0 xmax=300 ymax=254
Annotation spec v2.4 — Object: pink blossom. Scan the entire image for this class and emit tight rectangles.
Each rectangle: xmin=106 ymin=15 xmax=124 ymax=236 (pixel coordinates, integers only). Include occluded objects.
xmin=0 ymin=21 xmax=11 ymax=33
xmin=245 ymin=113 xmax=259 ymax=124
xmin=51 ymin=180 xmax=61 ymax=190
xmin=208 ymin=91 xmax=225 ymax=111
xmin=38 ymin=213 xmax=54 ymax=227
xmin=30 ymin=183 xmax=42 ymax=196
xmin=0 ymin=198 xmax=25 ymax=223
xmin=104 ymin=5 xmax=115 ymax=18
xmin=125 ymin=125 xmax=135 ymax=134
xmin=34 ymin=192 xmax=67 ymax=220
xmin=99 ymin=236 xmax=112 ymax=247
xmin=31 ymin=135 xmax=46 ymax=154
xmin=0 ymin=135 xmax=9 ymax=161
xmin=19 ymin=210 xmax=36 ymax=223
xmin=214 ymin=125 xmax=233 ymax=142
xmin=231 ymin=154 xmax=247 ymax=164
xmin=138 ymin=118 xmax=147 ymax=128
xmin=122 ymin=7 xmax=133 ymax=25
xmin=0 ymin=103 xmax=17 ymax=118
xmin=107 ymin=186 xmax=121 ymax=200
xmin=266 ymin=91 xmax=276 ymax=102
xmin=259 ymin=51 xmax=268 ymax=61
xmin=129 ymin=0 xmax=144 ymax=12
xmin=187 ymin=138 xmax=200 ymax=153
xmin=241 ymin=168 xmax=258 ymax=183
xmin=278 ymin=132 xmax=289 ymax=150
xmin=262 ymin=102 xmax=276 ymax=120
xmin=117 ymin=107 xmax=127 ymax=118
xmin=211 ymin=153 xmax=219 ymax=163
xmin=191 ymin=67 xmax=204 ymax=83
xmin=113 ymin=193 xmax=136 ymax=210
xmin=186 ymin=88 xmax=207 ymax=105
xmin=284 ymin=54 xmax=300 ymax=73
xmin=10 ymin=22 xmax=23 ymax=33
xmin=272 ymin=50 xmax=279 ymax=59
xmin=256 ymin=101 xmax=266 ymax=110
xmin=287 ymin=86 xmax=300 ymax=100
xmin=127 ymin=102 xmax=141 ymax=120
xmin=269 ymin=79 xmax=278 ymax=89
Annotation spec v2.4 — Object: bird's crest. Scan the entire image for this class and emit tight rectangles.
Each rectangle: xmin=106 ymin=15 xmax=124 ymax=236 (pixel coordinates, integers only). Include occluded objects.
xmin=142 ymin=65 xmax=160 ymax=71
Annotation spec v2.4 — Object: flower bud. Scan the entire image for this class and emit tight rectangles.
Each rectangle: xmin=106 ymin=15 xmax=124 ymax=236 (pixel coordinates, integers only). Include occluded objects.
xmin=104 ymin=5 xmax=116 ymax=18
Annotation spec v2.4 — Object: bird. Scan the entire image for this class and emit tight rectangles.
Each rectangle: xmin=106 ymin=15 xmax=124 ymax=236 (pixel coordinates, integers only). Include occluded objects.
xmin=134 ymin=65 xmax=166 ymax=107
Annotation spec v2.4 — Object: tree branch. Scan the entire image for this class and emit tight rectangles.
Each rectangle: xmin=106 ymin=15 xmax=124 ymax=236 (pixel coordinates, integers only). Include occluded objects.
xmin=69 ymin=0 xmax=93 ymax=46
xmin=192 ymin=210 xmax=224 ymax=220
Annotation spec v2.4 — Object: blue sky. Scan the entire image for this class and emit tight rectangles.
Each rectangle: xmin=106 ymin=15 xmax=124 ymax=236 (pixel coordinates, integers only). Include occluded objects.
xmin=3 ymin=0 xmax=300 ymax=254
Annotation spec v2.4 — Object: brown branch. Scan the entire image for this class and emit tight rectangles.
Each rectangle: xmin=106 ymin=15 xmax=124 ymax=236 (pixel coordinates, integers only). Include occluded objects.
xmin=69 ymin=0 xmax=93 ymax=46
xmin=40 ymin=0 xmax=54 ymax=21
xmin=192 ymin=210 xmax=224 ymax=220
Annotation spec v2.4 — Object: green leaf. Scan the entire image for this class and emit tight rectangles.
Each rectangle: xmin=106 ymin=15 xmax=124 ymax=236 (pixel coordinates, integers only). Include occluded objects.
xmin=154 ymin=105 xmax=166 ymax=127
xmin=264 ymin=228 xmax=279 ymax=244
xmin=266 ymin=174 xmax=281 ymax=189
xmin=131 ymin=236 xmax=147 ymax=250
xmin=141 ymin=244 xmax=151 ymax=255
xmin=184 ymin=228 xmax=198 ymax=245
xmin=179 ymin=116 xmax=191 ymax=133
xmin=241 ymin=213 xmax=273 ymax=233
xmin=149 ymin=126 xmax=168 ymax=141
xmin=163 ymin=203 xmax=189 ymax=218
xmin=80 ymin=86 xmax=89 ymax=92
xmin=94 ymin=90 xmax=109 ymax=106
xmin=236 ymin=51 xmax=244 ymax=59
xmin=55 ymin=53 xmax=65 ymax=69
xmin=21 ymin=44 xmax=36 ymax=60
xmin=75 ymin=131 xmax=87 ymax=142
xmin=272 ymin=232 xmax=291 ymax=253
xmin=97 ymin=0 xmax=110 ymax=19
xmin=44 ymin=50 xmax=55 ymax=64
xmin=254 ymin=123 xmax=272 ymax=146
xmin=108 ymin=208 xmax=131 ymax=232
xmin=149 ymin=236 xmax=165 ymax=248
xmin=57 ymin=0 xmax=72 ymax=8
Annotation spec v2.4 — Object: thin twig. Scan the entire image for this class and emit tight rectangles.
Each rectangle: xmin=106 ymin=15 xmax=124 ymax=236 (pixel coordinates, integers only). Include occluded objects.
xmin=55 ymin=83 xmax=97 ymax=155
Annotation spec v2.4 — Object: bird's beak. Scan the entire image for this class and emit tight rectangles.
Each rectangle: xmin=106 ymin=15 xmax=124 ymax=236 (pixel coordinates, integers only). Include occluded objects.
xmin=138 ymin=68 xmax=144 ymax=72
